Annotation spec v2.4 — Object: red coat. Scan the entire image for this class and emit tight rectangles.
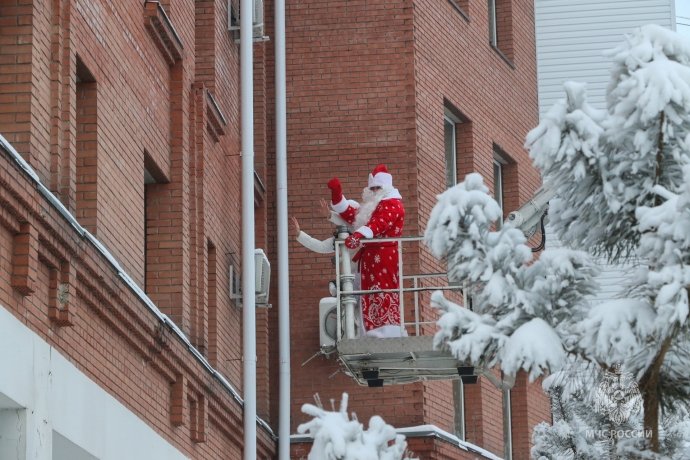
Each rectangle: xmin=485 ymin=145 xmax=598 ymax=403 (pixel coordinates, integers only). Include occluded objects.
xmin=338 ymin=197 xmax=405 ymax=335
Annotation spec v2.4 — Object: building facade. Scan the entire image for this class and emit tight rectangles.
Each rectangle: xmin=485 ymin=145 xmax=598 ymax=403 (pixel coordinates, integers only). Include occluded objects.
xmin=283 ymin=0 xmax=548 ymax=459
xmin=0 ymin=0 xmax=275 ymax=458
xmin=0 ymin=0 xmax=549 ymax=459
xmin=535 ymin=0 xmax=676 ymax=116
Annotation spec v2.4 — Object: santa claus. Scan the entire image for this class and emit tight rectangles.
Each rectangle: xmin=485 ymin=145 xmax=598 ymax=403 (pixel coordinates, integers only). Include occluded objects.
xmin=328 ymin=164 xmax=406 ymax=338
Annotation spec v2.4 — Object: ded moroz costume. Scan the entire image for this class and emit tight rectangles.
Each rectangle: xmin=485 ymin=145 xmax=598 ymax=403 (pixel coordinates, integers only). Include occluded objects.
xmin=327 ymin=164 xmax=406 ymax=338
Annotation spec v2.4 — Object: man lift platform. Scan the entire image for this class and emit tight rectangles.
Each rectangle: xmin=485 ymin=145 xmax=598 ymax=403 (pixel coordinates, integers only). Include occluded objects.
xmin=318 ymin=185 xmax=553 ymax=387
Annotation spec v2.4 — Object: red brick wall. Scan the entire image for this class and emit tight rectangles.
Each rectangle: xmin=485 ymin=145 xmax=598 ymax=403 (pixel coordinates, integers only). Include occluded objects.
xmin=281 ymin=0 xmax=422 ymax=435
xmin=282 ymin=0 xmax=549 ymax=458
xmin=412 ymin=0 xmax=547 ymax=456
xmin=0 ymin=0 xmax=549 ymax=457
xmin=0 ymin=0 xmax=271 ymax=458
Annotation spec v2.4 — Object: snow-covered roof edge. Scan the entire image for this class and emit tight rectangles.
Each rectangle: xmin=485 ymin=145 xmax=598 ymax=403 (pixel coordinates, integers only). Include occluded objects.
xmin=290 ymin=424 xmax=503 ymax=460
xmin=0 ymin=134 xmax=277 ymax=441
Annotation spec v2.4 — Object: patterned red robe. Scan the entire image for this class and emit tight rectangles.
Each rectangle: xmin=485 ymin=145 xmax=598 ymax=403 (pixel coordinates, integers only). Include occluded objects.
xmin=337 ymin=195 xmax=405 ymax=336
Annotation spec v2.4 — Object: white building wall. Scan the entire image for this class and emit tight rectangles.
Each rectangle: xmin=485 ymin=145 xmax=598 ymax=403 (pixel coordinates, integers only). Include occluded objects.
xmin=0 ymin=306 xmax=188 ymax=460
xmin=535 ymin=0 xmax=674 ymax=303
xmin=545 ymin=228 xmax=639 ymax=304
xmin=535 ymin=0 xmax=675 ymax=116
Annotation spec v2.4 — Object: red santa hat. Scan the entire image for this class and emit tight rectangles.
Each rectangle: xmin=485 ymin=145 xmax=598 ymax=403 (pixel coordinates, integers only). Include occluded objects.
xmin=367 ymin=164 xmax=393 ymax=188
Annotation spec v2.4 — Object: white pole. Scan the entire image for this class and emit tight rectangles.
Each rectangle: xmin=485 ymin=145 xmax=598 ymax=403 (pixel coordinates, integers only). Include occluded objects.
xmin=338 ymin=232 xmax=356 ymax=339
xmin=240 ymin=0 xmax=256 ymax=456
xmin=275 ymin=0 xmax=290 ymax=456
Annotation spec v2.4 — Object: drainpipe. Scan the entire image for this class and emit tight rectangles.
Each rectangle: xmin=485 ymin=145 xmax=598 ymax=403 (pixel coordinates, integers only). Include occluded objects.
xmin=275 ymin=0 xmax=290 ymax=457
xmin=240 ymin=0 xmax=257 ymax=456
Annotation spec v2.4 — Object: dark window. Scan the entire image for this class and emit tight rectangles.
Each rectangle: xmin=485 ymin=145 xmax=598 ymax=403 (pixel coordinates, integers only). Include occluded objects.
xmin=488 ymin=0 xmax=514 ymax=62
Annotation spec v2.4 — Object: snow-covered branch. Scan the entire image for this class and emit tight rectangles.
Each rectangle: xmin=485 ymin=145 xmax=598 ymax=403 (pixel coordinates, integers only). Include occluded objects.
xmin=427 ymin=24 xmax=690 ymax=458
xmin=297 ymin=393 xmax=416 ymax=460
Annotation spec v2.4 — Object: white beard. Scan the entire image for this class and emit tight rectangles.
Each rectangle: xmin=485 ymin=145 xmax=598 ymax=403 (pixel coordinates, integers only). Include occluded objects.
xmin=354 ymin=187 xmax=386 ymax=229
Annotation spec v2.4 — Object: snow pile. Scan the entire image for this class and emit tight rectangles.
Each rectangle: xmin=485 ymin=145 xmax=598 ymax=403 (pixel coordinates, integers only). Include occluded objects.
xmin=576 ymin=299 xmax=656 ymax=366
xmin=297 ymin=393 xmax=416 ymax=460
xmin=426 ymin=175 xmax=596 ymax=381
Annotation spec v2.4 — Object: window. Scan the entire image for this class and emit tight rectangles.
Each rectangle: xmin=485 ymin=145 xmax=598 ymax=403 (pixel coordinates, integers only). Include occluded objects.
xmin=449 ymin=0 xmax=469 ymax=20
xmin=488 ymin=0 xmax=498 ymax=47
xmin=493 ymin=145 xmax=518 ymax=229
xmin=493 ymin=156 xmax=505 ymax=230
xmin=444 ymin=113 xmax=458 ymax=188
xmin=144 ymin=169 xmax=155 ymax=292
xmin=444 ymin=105 xmax=473 ymax=189
xmin=493 ymin=158 xmax=504 ymax=215
xmin=453 ymin=380 xmax=466 ymax=440
xmin=143 ymin=152 xmax=168 ymax=293
xmin=195 ymin=0 xmax=216 ymax=90
xmin=503 ymin=384 xmax=513 ymax=460
xmin=207 ymin=240 xmax=218 ymax=365
xmin=75 ymin=58 xmax=98 ymax=232
xmin=488 ymin=0 xmax=514 ymax=62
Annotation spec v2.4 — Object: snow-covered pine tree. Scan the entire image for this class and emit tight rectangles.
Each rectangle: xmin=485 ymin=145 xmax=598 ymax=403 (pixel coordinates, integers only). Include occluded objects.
xmin=425 ymin=25 xmax=690 ymax=456
xmin=424 ymin=173 xmax=597 ymax=381
xmin=528 ymin=25 xmax=690 ymax=453
xmin=297 ymin=393 xmax=416 ymax=460
xmin=531 ymin=363 xmax=615 ymax=460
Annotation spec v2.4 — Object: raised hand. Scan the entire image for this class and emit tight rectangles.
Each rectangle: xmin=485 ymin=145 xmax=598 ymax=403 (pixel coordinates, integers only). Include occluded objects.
xmin=327 ymin=177 xmax=343 ymax=204
xmin=290 ymin=216 xmax=301 ymax=238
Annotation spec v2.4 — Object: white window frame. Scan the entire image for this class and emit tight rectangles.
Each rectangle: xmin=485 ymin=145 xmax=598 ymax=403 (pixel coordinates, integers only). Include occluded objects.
xmin=493 ymin=156 xmax=505 ymax=226
xmin=444 ymin=110 xmax=460 ymax=188
xmin=488 ymin=0 xmax=498 ymax=46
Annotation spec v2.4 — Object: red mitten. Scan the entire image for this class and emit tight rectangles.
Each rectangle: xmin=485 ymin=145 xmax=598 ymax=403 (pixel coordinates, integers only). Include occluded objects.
xmin=327 ymin=177 xmax=343 ymax=204
xmin=345 ymin=232 xmax=363 ymax=249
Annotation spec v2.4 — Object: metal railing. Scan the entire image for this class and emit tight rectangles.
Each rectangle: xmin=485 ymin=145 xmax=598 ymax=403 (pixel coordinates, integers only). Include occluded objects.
xmin=333 ymin=233 xmax=462 ymax=341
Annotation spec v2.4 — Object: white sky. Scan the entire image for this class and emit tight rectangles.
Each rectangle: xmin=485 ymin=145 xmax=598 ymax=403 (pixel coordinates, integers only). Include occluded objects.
xmin=678 ymin=0 xmax=690 ymax=35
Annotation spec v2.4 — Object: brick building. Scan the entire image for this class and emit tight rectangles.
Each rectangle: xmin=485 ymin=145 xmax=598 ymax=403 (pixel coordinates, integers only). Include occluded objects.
xmin=283 ymin=0 xmax=549 ymax=459
xmin=0 ymin=0 xmax=275 ymax=458
xmin=0 ymin=0 xmax=548 ymax=459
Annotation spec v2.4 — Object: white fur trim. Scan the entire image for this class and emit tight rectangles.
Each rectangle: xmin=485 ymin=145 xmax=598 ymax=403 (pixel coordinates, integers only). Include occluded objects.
xmin=383 ymin=188 xmax=402 ymax=200
xmin=355 ymin=226 xmax=373 ymax=239
xmin=331 ymin=196 xmax=349 ymax=213
xmin=368 ymin=172 xmax=393 ymax=188
xmin=365 ymin=325 xmax=407 ymax=338
xmin=328 ymin=211 xmax=349 ymax=227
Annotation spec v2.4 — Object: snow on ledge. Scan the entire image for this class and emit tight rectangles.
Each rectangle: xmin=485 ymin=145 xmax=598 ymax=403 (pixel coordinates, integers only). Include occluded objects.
xmin=291 ymin=424 xmax=503 ymax=460
xmin=396 ymin=425 xmax=503 ymax=460
xmin=0 ymin=133 xmax=276 ymax=440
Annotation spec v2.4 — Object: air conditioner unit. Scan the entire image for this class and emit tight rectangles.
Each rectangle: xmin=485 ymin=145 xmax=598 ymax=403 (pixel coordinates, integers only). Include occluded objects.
xmin=228 ymin=248 xmax=271 ymax=307
xmin=254 ymin=248 xmax=270 ymax=306
xmin=228 ymin=0 xmax=267 ymax=42
xmin=319 ymin=297 xmax=338 ymax=349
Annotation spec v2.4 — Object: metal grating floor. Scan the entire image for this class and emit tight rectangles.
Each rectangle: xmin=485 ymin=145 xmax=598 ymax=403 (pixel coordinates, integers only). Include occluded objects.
xmin=336 ymin=336 xmax=475 ymax=386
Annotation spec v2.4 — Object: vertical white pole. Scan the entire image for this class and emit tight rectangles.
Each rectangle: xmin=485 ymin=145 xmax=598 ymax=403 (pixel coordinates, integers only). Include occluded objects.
xmin=397 ymin=239 xmax=404 ymax=335
xmin=338 ymin=231 xmax=356 ymax=339
xmin=275 ymin=0 xmax=290 ymax=456
xmin=240 ymin=0 xmax=256 ymax=457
